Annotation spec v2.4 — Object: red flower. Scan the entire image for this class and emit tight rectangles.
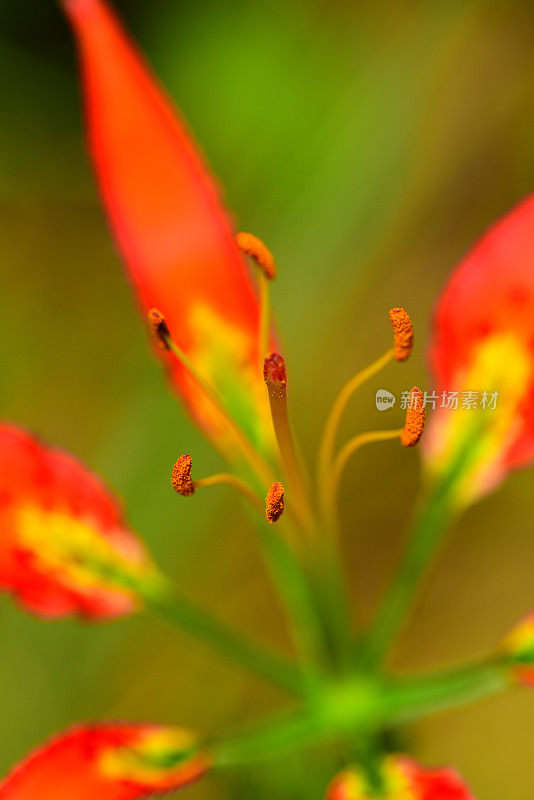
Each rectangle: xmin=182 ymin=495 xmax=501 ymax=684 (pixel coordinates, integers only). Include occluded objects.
xmin=326 ymin=756 xmax=476 ymax=800
xmin=62 ymin=0 xmax=273 ymax=457
xmin=0 ymin=424 xmax=154 ymax=619
xmin=425 ymin=195 xmax=534 ymax=502
xmin=0 ymin=723 xmax=209 ymax=800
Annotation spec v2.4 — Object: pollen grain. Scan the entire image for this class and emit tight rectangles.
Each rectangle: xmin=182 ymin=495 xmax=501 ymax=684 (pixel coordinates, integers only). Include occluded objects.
xmin=236 ymin=232 xmax=277 ymax=281
xmin=171 ymin=455 xmax=196 ymax=496
xmin=401 ymin=387 xmax=426 ymax=447
xmin=265 ymin=481 xmax=285 ymax=523
xmin=389 ymin=307 xmax=413 ymax=362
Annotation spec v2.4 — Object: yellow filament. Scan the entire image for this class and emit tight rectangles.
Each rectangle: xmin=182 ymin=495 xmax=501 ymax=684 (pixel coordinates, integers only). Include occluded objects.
xmin=195 ymin=472 xmax=264 ymax=514
xmin=317 ymin=347 xmax=395 ymax=507
xmin=258 ymin=272 xmax=272 ymax=372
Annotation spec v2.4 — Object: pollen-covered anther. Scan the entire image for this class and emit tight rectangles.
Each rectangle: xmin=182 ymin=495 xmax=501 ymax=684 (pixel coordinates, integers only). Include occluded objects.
xmin=401 ymin=387 xmax=426 ymax=447
xmin=389 ymin=307 xmax=414 ymax=362
xmin=236 ymin=232 xmax=277 ymax=280
xmin=148 ymin=307 xmax=171 ymax=350
xmin=263 ymin=353 xmax=287 ymax=399
xmin=265 ymin=481 xmax=285 ymax=523
xmin=171 ymin=455 xmax=196 ymax=496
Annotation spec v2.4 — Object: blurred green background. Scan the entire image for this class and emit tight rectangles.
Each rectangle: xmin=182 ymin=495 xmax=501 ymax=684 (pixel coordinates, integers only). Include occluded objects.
xmin=1 ymin=0 xmax=534 ymax=797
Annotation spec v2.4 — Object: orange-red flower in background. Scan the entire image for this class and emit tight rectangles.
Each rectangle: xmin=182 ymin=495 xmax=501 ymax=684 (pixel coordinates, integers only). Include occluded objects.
xmin=499 ymin=610 xmax=534 ymax=687
xmin=0 ymin=723 xmax=209 ymax=800
xmin=425 ymin=195 xmax=534 ymax=503
xmin=0 ymin=424 xmax=154 ymax=619
xmin=326 ymin=756 xmax=476 ymax=800
xmin=62 ymin=0 xmax=273 ymax=458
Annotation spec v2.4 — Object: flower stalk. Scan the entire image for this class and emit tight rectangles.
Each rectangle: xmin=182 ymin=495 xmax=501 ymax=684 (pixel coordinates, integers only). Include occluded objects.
xmin=135 ymin=572 xmax=306 ymax=696
xmin=359 ymin=416 xmax=488 ymax=671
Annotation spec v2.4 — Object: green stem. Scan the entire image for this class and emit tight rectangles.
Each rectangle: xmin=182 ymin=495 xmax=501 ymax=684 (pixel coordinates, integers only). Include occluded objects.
xmin=385 ymin=658 xmax=509 ymax=725
xmin=212 ymin=658 xmax=509 ymax=769
xmin=307 ymin=540 xmax=355 ymax=674
xmin=359 ymin=475 xmax=457 ymax=670
xmin=137 ymin=573 xmax=304 ymax=696
xmin=258 ymin=517 xmax=329 ymax=688
xmin=360 ymin=416 xmax=492 ymax=670
xmin=213 ymin=673 xmax=382 ymax=766
xmin=214 ymin=708 xmax=325 ymax=767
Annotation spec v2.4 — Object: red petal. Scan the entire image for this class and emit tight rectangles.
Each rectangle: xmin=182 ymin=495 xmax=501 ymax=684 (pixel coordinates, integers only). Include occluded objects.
xmin=428 ymin=195 xmax=534 ymax=473
xmin=0 ymin=423 xmax=152 ymax=619
xmin=62 ymin=0 xmax=272 ymax=453
xmin=0 ymin=723 xmax=208 ymax=800
xmin=325 ymin=757 xmax=476 ymax=800
xmin=399 ymin=757 xmax=476 ymax=800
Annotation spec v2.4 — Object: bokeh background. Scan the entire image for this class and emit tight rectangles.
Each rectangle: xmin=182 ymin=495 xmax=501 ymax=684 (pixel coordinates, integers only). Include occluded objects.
xmin=1 ymin=0 xmax=534 ymax=797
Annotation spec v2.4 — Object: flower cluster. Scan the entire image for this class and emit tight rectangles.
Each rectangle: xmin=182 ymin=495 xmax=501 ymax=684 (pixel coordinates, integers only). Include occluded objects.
xmin=1 ymin=0 xmax=534 ymax=798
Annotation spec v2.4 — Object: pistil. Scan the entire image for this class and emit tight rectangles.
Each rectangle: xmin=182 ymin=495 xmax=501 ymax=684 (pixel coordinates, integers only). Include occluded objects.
xmin=263 ymin=353 xmax=315 ymax=532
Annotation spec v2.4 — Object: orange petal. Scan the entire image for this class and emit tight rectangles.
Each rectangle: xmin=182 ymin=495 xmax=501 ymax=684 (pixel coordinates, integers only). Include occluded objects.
xmin=0 ymin=423 xmax=153 ymax=619
xmin=325 ymin=756 xmax=476 ymax=799
xmin=0 ymin=723 xmax=209 ymax=800
xmin=426 ymin=195 xmax=534 ymax=500
xmin=61 ymin=0 xmax=273 ymax=456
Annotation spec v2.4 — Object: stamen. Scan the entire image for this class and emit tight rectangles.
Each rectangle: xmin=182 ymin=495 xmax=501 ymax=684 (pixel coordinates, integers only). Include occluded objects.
xmin=263 ymin=353 xmax=313 ymax=531
xmin=317 ymin=346 xmax=394 ymax=516
xmin=148 ymin=307 xmax=171 ymax=350
xmin=171 ymin=455 xmax=263 ymax=512
xmin=149 ymin=311 xmax=273 ymax=486
xmin=236 ymin=232 xmax=277 ymax=280
xmin=171 ymin=455 xmax=195 ymax=496
xmin=400 ymin=386 xmax=426 ymax=447
xmin=236 ymin=232 xmax=276 ymax=370
xmin=389 ymin=307 xmax=413 ymax=362
xmin=265 ymin=482 xmax=285 ymax=523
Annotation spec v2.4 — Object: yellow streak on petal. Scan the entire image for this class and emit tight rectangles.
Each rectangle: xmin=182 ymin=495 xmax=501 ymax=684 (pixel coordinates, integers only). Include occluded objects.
xmin=99 ymin=728 xmax=199 ymax=785
xmin=187 ymin=303 xmax=273 ymax=452
xmin=382 ymin=757 xmax=417 ymax=800
xmin=501 ymin=615 xmax=534 ymax=657
xmin=425 ymin=333 xmax=531 ymax=505
xmin=333 ymin=759 xmax=416 ymax=799
xmin=17 ymin=505 xmax=148 ymax=594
